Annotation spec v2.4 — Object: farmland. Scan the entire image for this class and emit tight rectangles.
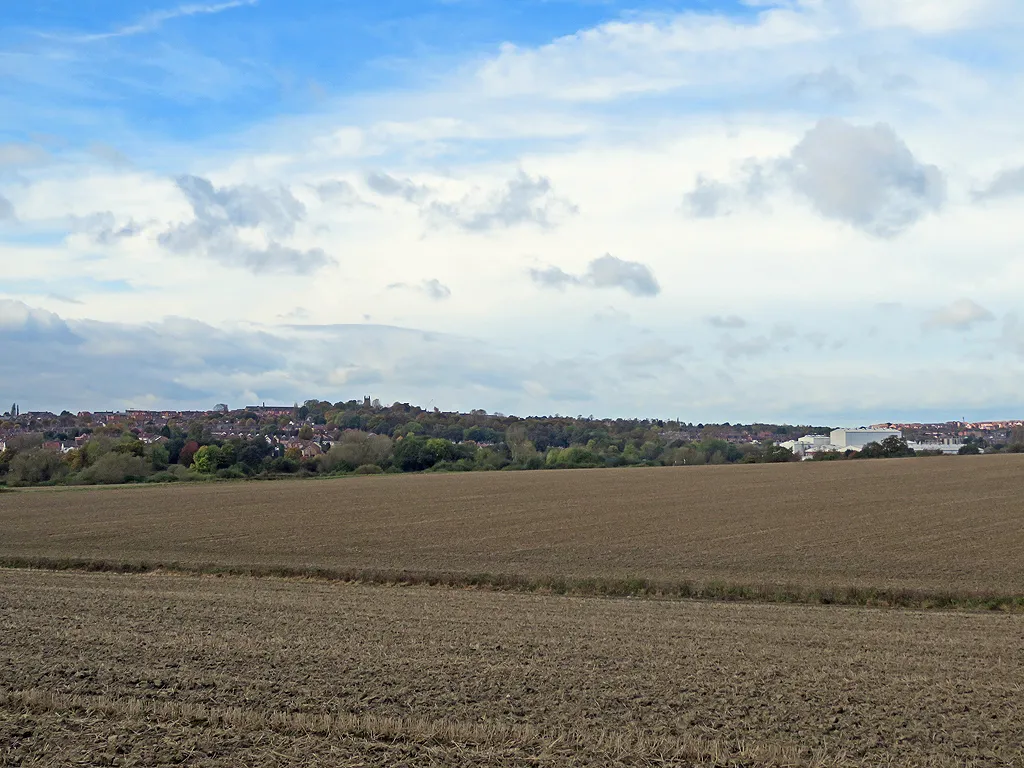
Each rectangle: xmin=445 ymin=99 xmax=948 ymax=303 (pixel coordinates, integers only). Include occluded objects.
xmin=1 ymin=456 xmax=1023 ymax=599
xmin=2 ymin=457 xmax=1023 ymax=766
xmin=2 ymin=569 xmax=1022 ymax=767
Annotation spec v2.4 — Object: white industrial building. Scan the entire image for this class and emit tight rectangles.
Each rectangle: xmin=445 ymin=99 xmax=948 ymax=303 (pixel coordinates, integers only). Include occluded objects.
xmin=830 ymin=428 xmax=902 ymax=449
xmin=781 ymin=428 xmax=965 ymax=458
xmin=906 ymin=438 xmax=966 ymax=455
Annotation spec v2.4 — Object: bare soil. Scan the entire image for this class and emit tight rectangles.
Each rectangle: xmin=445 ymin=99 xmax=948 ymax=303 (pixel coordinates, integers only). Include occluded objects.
xmin=1 ymin=457 xmax=1023 ymax=596
xmin=1 ymin=570 xmax=1022 ymax=767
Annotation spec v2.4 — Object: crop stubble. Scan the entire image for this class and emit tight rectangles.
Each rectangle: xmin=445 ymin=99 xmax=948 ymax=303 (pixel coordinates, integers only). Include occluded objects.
xmin=1 ymin=570 xmax=1022 ymax=767
xmin=1 ymin=457 xmax=1023 ymax=598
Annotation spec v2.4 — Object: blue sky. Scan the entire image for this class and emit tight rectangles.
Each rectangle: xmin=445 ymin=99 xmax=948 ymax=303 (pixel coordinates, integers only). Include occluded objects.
xmin=2 ymin=0 xmax=1024 ymax=422
xmin=0 ymin=1 xmax=763 ymax=145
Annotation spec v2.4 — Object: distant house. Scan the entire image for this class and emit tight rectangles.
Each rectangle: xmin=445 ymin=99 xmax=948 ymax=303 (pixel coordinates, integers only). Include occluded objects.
xmin=286 ymin=439 xmax=323 ymax=459
xmin=247 ymin=405 xmax=295 ymax=418
xmin=42 ymin=441 xmax=76 ymax=454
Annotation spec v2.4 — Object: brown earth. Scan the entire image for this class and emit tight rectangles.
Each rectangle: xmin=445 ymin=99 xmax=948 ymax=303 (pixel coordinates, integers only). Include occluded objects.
xmin=1 ymin=457 xmax=1023 ymax=596
xmin=1 ymin=569 xmax=1021 ymax=767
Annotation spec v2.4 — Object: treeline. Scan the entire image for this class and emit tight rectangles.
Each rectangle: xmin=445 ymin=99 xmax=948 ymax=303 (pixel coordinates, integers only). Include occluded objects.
xmin=2 ymin=398 xmax=1014 ymax=488
xmin=0 ymin=406 xmax=810 ymax=487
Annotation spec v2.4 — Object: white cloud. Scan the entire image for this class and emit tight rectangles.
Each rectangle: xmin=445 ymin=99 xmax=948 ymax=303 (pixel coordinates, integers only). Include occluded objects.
xmin=0 ymin=142 xmax=49 ymax=167
xmin=531 ymin=255 xmax=660 ymax=297
xmin=473 ymin=6 xmax=827 ymax=101
xmin=973 ymin=166 xmax=1024 ymax=202
xmin=684 ymin=118 xmax=946 ymax=237
xmin=59 ymin=0 xmax=259 ymax=43
xmin=428 ymin=171 xmax=578 ymax=232
xmin=157 ymin=175 xmax=334 ymax=274
xmin=925 ymin=299 xmax=995 ymax=331
xmin=849 ymin=0 xmax=1014 ymax=33
xmin=0 ymin=195 xmax=15 ymax=221
xmin=387 ymin=279 xmax=452 ymax=301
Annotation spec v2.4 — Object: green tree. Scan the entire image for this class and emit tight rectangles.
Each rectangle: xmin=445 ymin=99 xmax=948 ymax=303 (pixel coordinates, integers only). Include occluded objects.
xmin=504 ymin=424 xmax=535 ymax=465
xmin=76 ymin=453 xmax=149 ymax=485
xmin=0 ymin=447 xmax=17 ymax=477
xmin=880 ymin=436 xmax=914 ymax=458
xmin=8 ymin=449 xmax=69 ymax=485
xmin=858 ymin=442 xmax=886 ymax=459
xmin=148 ymin=443 xmax=171 ymax=470
xmin=320 ymin=432 xmax=393 ymax=472
xmin=191 ymin=445 xmax=221 ymax=474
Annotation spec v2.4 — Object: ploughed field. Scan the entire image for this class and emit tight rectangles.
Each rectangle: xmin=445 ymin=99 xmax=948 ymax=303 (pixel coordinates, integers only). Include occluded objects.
xmin=2 ymin=570 xmax=1022 ymax=767
xmin=2 ymin=456 xmax=1024 ymax=597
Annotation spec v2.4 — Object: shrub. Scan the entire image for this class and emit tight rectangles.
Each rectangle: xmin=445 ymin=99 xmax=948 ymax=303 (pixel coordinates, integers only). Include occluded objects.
xmin=75 ymin=452 xmax=150 ymax=485
xmin=320 ymin=432 xmax=393 ymax=473
xmin=354 ymin=463 xmax=383 ymax=475
xmin=144 ymin=464 xmax=198 ymax=483
xmin=811 ymin=450 xmax=843 ymax=461
xmin=8 ymin=449 xmax=70 ymax=486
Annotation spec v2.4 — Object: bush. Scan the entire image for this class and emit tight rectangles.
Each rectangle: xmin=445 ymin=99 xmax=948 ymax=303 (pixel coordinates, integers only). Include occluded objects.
xmin=354 ymin=463 xmax=383 ymax=475
xmin=8 ymin=449 xmax=69 ymax=486
xmin=811 ymin=450 xmax=843 ymax=461
xmin=145 ymin=464 xmax=198 ymax=483
xmin=320 ymin=432 xmax=393 ymax=473
xmin=216 ymin=466 xmax=246 ymax=479
xmin=74 ymin=452 xmax=150 ymax=485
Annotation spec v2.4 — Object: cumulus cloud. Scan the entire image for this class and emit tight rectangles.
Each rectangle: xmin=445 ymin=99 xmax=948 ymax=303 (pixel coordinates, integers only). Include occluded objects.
xmin=0 ymin=195 xmax=15 ymax=221
xmin=0 ymin=142 xmax=49 ymax=167
xmin=174 ymin=174 xmax=305 ymax=236
xmin=925 ymin=299 xmax=995 ymax=331
xmin=790 ymin=67 xmax=858 ymax=101
xmin=972 ymin=166 xmax=1024 ymax=202
xmin=684 ymin=118 xmax=945 ymax=238
xmin=430 ymin=171 xmax=577 ymax=232
xmin=0 ymin=300 xmax=79 ymax=343
xmin=365 ymin=171 xmax=430 ymax=203
xmin=530 ymin=255 xmax=660 ymax=297
xmin=313 ymin=179 xmax=362 ymax=205
xmin=159 ymin=175 xmax=333 ymax=275
xmin=782 ymin=119 xmax=945 ymax=237
xmin=70 ymin=212 xmax=145 ymax=244
xmin=387 ymin=278 xmax=452 ymax=301
xmin=529 ymin=265 xmax=577 ymax=291
xmin=684 ymin=176 xmax=732 ymax=218
xmin=707 ymin=315 xmax=747 ymax=329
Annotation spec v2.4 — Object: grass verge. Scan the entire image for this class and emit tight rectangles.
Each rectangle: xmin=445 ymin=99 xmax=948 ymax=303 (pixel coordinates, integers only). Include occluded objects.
xmin=1 ymin=556 xmax=1022 ymax=612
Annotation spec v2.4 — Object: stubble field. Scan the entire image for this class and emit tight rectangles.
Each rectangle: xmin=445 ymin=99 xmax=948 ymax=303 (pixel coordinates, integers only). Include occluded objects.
xmin=1 ymin=570 xmax=1022 ymax=767
xmin=2 ymin=457 xmax=1024 ymax=766
xmin=2 ymin=456 xmax=1023 ymax=599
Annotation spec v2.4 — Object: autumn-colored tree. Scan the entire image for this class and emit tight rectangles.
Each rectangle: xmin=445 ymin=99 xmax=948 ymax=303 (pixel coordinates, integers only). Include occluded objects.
xmin=178 ymin=440 xmax=200 ymax=467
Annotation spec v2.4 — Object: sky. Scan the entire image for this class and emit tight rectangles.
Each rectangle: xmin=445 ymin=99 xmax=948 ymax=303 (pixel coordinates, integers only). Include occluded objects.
xmin=1 ymin=0 xmax=1023 ymax=424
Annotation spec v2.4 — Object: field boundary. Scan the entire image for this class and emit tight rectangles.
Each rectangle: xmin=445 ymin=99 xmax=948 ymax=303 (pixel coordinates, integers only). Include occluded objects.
xmin=2 ymin=556 xmax=1022 ymax=612
xmin=0 ymin=686 xmax=839 ymax=767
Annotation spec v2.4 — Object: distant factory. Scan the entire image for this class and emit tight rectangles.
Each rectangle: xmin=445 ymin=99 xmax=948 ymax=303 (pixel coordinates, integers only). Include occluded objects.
xmin=780 ymin=428 xmax=965 ymax=459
